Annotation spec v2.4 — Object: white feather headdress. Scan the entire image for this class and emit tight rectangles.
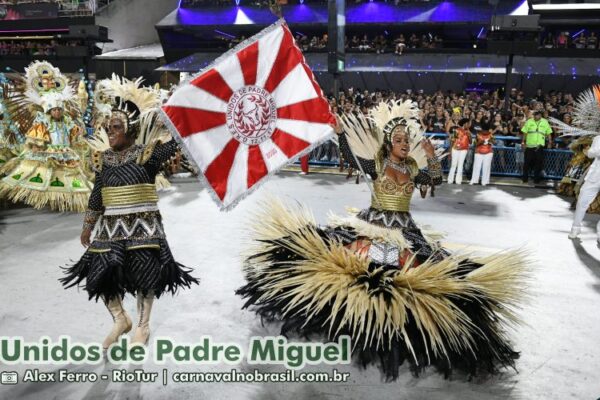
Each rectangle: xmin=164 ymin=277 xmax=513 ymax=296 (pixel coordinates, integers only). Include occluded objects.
xmin=550 ymin=85 xmax=600 ymax=137
xmin=340 ymin=100 xmax=435 ymax=168
xmin=88 ymin=74 xmax=170 ymax=149
xmin=23 ymin=61 xmax=75 ymax=111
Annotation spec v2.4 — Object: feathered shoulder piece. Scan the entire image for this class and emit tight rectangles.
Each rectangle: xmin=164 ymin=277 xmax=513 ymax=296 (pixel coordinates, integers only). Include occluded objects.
xmin=550 ymin=85 xmax=600 ymax=137
xmin=340 ymin=100 xmax=433 ymax=168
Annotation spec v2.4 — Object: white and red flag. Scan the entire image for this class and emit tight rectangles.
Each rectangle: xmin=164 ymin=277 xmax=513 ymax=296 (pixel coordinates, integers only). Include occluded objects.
xmin=162 ymin=20 xmax=335 ymax=210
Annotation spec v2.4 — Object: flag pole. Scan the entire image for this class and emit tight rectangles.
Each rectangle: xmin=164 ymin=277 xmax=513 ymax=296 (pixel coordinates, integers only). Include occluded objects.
xmin=330 ymin=134 xmax=382 ymax=209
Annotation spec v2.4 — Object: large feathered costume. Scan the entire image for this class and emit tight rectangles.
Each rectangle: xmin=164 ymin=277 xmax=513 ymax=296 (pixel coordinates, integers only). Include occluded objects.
xmin=551 ymin=86 xmax=600 ymax=213
xmin=237 ymin=100 xmax=530 ymax=380
xmin=0 ymin=75 xmax=24 ymax=166
xmin=0 ymin=61 xmax=92 ymax=212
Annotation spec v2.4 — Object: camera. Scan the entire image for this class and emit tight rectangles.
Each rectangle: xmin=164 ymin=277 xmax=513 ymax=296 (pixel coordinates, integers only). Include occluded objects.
xmin=1 ymin=371 xmax=18 ymax=385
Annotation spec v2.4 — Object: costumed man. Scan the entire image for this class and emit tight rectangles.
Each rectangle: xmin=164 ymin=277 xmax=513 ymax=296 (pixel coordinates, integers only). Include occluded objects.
xmin=470 ymin=122 xmax=494 ymax=186
xmin=568 ymin=135 xmax=600 ymax=242
xmin=521 ymin=110 xmax=553 ymax=184
xmin=0 ymin=61 xmax=92 ymax=212
xmin=60 ymin=96 xmax=199 ymax=350
xmin=447 ymin=117 xmax=470 ymax=184
xmin=86 ymin=74 xmax=178 ymax=191
xmin=237 ymin=100 xmax=529 ymax=380
xmin=550 ymin=86 xmax=600 ymax=241
xmin=552 ymin=86 xmax=600 ymax=215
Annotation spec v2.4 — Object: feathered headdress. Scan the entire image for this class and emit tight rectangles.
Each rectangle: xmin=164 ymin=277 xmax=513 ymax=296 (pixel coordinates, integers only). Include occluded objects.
xmin=87 ymin=74 xmax=170 ymax=149
xmin=23 ymin=61 xmax=75 ymax=112
xmin=340 ymin=100 xmax=436 ymax=169
xmin=550 ymin=85 xmax=600 ymax=137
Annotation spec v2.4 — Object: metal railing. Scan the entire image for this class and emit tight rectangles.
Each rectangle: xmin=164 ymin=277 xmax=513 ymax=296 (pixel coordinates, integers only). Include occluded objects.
xmin=302 ymin=133 xmax=573 ymax=180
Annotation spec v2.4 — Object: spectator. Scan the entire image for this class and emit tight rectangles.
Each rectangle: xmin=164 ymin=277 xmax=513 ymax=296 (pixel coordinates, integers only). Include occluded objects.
xmin=394 ymin=34 xmax=406 ymax=55
xmin=557 ymin=32 xmax=569 ymax=48
xmin=521 ymin=110 xmax=553 ymax=184
xmin=470 ymin=123 xmax=495 ymax=186
xmin=447 ymin=118 xmax=471 ymax=185
xmin=587 ymin=32 xmax=598 ymax=49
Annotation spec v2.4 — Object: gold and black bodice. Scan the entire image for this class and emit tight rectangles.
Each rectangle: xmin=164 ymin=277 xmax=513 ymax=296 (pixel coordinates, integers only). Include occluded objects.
xmin=82 ymin=139 xmax=178 ymax=251
xmin=338 ymin=132 xmax=443 ymax=214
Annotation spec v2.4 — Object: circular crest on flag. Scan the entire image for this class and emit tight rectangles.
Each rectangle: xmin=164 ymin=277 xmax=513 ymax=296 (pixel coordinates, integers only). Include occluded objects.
xmin=226 ymin=85 xmax=277 ymax=145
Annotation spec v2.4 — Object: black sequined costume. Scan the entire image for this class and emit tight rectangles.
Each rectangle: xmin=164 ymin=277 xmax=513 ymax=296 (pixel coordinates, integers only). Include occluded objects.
xmin=60 ymin=139 xmax=199 ymax=300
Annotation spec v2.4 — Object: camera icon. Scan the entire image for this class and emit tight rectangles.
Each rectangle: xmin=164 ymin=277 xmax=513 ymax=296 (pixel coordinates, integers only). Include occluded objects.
xmin=1 ymin=371 xmax=18 ymax=385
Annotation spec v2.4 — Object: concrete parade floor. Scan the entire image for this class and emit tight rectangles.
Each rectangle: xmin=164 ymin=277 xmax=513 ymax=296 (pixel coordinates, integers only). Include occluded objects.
xmin=0 ymin=172 xmax=599 ymax=400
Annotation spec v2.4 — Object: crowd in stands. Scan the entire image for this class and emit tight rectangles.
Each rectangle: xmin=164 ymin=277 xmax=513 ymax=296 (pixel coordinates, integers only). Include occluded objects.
xmin=0 ymin=40 xmax=84 ymax=56
xmin=218 ymin=32 xmax=446 ymax=52
xmin=328 ymin=87 xmax=576 ymax=148
xmin=541 ymin=31 xmax=600 ymax=50
xmin=0 ymin=0 xmax=95 ymax=15
xmin=180 ymin=0 xmax=440 ymax=7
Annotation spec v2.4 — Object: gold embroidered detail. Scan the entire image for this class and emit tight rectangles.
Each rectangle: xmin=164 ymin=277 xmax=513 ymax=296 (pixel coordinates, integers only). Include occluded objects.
xmin=88 ymin=248 xmax=111 ymax=253
xmin=83 ymin=209 xmax=102 ymax=229
xmin=103 ymin=145 xmax=144 ymax=167
xmin=126 ymin=244 xmax=160 ymax=250
xmin=101 ymin=184 xmax=158 ymax=206
xmin=91 ymin=150 xmax=103 ymax=172
xmin=137 ymin=139 xmax=161 ymax=165
xmin=371 ymin=157 xmax=418 ymax=212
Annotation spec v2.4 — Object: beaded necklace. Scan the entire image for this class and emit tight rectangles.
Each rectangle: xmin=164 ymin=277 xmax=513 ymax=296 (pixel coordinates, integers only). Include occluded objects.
xmin=384 ymin=158 xmax=410 ymax=175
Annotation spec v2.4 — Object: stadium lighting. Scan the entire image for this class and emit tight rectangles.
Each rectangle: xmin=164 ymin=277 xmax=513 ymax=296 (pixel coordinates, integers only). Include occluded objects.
xmin=234 ymin=8 xmax=253 ymax=24
xmin=477 ymin=27 xmax=485 ymax=39
xmin=510 ymin=0 xmax=528 ymax=15
xmin=532 ymin=3 xmax=600 ymax=10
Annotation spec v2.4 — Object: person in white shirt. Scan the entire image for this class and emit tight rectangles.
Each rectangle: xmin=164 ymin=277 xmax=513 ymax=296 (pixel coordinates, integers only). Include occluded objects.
xmin=569 ymin=135 xmax=600 ymax=243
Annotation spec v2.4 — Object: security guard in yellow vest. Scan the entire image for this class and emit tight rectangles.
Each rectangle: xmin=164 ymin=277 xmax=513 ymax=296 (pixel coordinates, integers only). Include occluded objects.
xmin=521 ymin=111 xmax=553 ymax=184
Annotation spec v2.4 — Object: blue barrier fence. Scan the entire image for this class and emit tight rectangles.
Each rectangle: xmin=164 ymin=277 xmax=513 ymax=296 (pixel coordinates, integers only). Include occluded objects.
xmin=302 ymin=133 xmax=573 ymax=180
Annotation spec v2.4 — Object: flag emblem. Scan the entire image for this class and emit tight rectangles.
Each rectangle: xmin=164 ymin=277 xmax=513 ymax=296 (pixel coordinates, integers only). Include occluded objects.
xmin=226 ymin=85 xmax=277 ymax=145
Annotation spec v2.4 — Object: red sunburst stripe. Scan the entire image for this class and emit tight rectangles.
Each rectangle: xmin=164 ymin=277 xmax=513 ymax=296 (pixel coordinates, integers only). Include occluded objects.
xmin=262 ymin=26 xmax=302 ymax=93
xmin=237 ymin=41 xmax=259 ymax=86
xmin=247 ymin=145 xmax=269 ymax=188
xmin=277 ymin=97 xmax=336 ymax=124
xmin=190 ymin=68 xmax=233 ymax=103
xmin=204 ymin=139 xmax=240 ymax=201
xmin=271 ymin=128 xmax=310 ymax=158
xmin=163 ymin=106 xmax=226 ymax=138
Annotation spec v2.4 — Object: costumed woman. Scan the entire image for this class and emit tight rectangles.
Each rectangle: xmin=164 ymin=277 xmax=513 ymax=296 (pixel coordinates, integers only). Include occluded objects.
xmin=0 ymin=61 xmax=92 ymax=212
xmin=59 ymin=95 xmax=199 ymax=350
xmin=237 ymin=100 xmax=529 ymax=380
